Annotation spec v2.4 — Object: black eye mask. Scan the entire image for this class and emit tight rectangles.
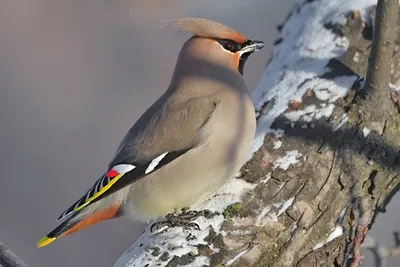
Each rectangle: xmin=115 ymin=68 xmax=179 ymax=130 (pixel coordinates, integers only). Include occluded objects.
xmin=215 ymin=39 xmax=253 ymax=75
xmin=216 ymin=39 xmax=252 ymax=53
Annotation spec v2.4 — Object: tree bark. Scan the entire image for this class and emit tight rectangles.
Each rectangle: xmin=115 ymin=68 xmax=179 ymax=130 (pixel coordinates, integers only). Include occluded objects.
xmin=355 ymin=0 xmax=398 ymax=134
xmin=114 ymin=0 xmax=400 ymax=266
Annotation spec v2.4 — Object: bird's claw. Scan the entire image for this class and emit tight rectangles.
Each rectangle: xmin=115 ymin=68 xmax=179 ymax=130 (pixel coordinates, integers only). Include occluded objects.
xmin=150 ymin=217 xmax=200 ymax=233
xmin=150 ymin=208 xmax=216 ymax=233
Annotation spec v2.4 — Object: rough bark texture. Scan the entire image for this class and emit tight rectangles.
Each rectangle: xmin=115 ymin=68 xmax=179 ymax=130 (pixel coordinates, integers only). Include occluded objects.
xmin=356 ymin=0 xmax=398 ymax=135
xmin=236 ymin=3 xmax=400 ymax=267
xmin=206 ymin=3 xmax=400 ymax=267
xmin=115 ymin=1 xmax=400 ymax=266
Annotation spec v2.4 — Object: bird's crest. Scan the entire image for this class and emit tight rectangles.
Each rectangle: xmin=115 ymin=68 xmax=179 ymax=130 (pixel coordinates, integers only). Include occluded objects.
xmin=163 ymin=17 xmax=247 ymax=44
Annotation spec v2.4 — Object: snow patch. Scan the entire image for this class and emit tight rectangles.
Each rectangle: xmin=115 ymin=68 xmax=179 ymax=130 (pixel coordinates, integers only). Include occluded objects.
xmin=276 ymin=197 xmax=295 ymax=217
xmin=182 ymin=256 xmax=210 ymax=267
xmin=114 ymin=177 xmax=257 ymax=267
xmin=290 ymin=222 xmax=298 ymax=236
xmin=273 ymin=150 xmax=303 ymax=171
xmin=260 ymin=173 xmax=272 ymax=184
xmin=226 ymin=248 xmax=251 ymax=266
xmin=256 ymin=198 xmax=295 ymax=226
xmin=363 ymin=127 xmax=371 ymax=137
xmin=209 ymin=244 xmax=220 ymax=253
xmin=313 ymin=204 xmax=349 ymax=250
xmin=230 ymin=229 xmax=252 ymax=236
xmin=273 ymin=140 xmax=282 ymax=149
xmin=389 ymin=83 xmax=400 ymax=91
xmin=274 ymin=129 xmax=285 ymax=138
xmin=114 ymin=214 xmax=225 ymax=267
xmin=195 ymin=178 xmax=257 ymax=213
xmin=256 ymin=205 xmax=272 ymax=223
xmin=315 ymin=104 xmax=335 ymax=120
xmin=333 ymin=114 xmax=349 ymax=132
xmin=250 ymin=0 xmax=372 ymax=156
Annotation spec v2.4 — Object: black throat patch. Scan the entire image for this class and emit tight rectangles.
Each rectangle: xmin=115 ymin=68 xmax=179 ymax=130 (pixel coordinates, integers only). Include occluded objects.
xmin=239 ymin=52 xmax=252 ymax=75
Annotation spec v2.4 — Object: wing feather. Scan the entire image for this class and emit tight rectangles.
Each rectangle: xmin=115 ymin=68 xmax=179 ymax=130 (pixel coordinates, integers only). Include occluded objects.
xmin=57 ymin=149 xmax=189 ymax=221
xmin=57 ymin=96 xmax=219 ymax=221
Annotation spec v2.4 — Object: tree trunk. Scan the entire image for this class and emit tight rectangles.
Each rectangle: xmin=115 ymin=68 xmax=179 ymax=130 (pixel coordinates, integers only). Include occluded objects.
xmin=114 ymin=0 xmax=400 ymax=266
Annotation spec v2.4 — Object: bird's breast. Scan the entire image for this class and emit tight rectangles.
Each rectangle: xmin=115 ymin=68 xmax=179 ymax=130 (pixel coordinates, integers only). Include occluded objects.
xmin=203 ymin=90 xmax=256 ymax=166
xmin=122 ymin=90 xmax=256 ymax=221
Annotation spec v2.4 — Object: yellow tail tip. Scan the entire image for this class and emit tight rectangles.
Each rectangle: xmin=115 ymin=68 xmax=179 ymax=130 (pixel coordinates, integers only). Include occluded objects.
xmin=37 ymin=236 xmax=56 ymax=248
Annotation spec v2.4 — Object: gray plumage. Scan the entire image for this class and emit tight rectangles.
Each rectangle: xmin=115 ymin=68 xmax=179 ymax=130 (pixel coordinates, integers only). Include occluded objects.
xmin=113 ymin=35 xmax=258 ymax=219
xmin=37 ymin=17 xmax=264 ymax=247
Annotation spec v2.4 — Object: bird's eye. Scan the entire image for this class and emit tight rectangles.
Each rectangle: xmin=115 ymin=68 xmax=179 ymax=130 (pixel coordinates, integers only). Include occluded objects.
xmin=223 ymin=41 xmax=235 ymax=52
xmin=217 ymin=39 xmax=238 ymax=52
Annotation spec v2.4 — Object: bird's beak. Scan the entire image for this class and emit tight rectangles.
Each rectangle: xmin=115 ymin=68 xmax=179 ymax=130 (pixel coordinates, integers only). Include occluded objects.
xmin=240 ymin=40 xmax=265 ymax=53
xmin=237 ymin=40 xmax=265 ymax=75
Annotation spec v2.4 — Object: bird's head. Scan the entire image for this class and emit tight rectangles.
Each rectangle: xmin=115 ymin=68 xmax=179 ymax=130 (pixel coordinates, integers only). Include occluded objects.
xmin=165 ymin=17 xmax=265 ymax=75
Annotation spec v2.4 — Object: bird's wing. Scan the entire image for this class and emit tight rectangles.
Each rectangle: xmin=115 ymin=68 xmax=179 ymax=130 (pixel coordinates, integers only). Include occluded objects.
xmin=57 ymin=95 xmax=219 ymax=221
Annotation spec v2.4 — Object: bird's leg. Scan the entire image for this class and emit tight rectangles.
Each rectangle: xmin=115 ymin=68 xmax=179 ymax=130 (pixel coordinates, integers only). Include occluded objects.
xmin=150 ymin=208 xmax=217 ymax=233
xmin=176 ymin=207 xmax=216 ymax=220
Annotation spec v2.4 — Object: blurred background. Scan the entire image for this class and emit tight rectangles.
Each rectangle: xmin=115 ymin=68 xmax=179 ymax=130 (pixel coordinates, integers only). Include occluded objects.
xmin=0 ymin=1 xmax=398 ymax=267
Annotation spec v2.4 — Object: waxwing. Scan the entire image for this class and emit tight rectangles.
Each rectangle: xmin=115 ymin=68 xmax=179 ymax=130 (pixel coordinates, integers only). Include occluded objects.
xmin=37 ymin=17 xmax=264 ymax=247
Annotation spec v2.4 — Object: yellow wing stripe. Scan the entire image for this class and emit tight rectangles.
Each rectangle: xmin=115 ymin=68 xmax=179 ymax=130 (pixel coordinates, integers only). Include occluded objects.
xmin=73 ymin=173 xmax=124 ymax=212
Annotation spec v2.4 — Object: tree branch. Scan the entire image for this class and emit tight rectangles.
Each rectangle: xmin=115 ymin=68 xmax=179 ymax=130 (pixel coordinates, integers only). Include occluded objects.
xmin=357 ymin=0 xmax=399 ymax=133
xmin=347 ymin=2 xmax=398 ymax=266
xmin=366 ymin=0 xmax=398 ymax=92
xmin=0 ymin=242 xmax=27 ymax=267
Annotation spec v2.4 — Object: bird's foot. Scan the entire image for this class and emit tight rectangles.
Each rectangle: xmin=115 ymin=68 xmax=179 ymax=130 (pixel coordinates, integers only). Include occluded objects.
xmin=150 ymin=208 xmax=216 ymax=233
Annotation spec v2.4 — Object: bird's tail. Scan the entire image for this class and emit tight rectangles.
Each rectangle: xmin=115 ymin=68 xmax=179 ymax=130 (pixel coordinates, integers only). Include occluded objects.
xmin=37 ymin=203 xmax=122 ymax=248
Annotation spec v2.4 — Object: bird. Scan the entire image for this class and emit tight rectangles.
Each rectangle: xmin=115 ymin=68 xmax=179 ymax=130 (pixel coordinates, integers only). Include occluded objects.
xmin=37 ymin=17 xmax=264 ymax=248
